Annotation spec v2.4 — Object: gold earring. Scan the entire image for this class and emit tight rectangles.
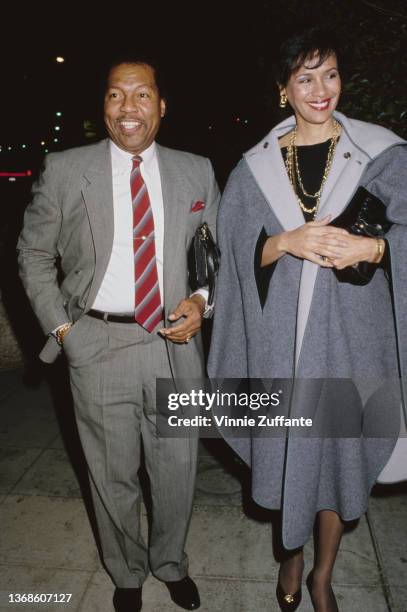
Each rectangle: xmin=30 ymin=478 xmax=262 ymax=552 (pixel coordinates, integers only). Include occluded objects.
xmin=279 ymin=93 xmax=287 ymax=108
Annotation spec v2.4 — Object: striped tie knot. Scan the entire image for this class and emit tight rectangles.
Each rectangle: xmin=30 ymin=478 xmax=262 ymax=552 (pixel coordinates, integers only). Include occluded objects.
xmin=131 ymin=156 xmax=142 ymax=179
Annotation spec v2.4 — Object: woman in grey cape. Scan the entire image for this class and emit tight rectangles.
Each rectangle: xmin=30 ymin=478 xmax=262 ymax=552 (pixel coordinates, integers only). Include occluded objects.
xmin=208 ymin=28 xmax=407 ymax=612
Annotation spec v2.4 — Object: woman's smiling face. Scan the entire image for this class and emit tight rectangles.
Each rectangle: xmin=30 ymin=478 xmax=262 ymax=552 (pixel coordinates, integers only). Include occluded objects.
xmin=282 ymin=52 xmax=341 ymax=126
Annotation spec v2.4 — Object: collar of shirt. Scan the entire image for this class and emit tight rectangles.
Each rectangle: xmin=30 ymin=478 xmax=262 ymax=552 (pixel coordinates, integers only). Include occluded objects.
xmin=109 ymin=139 xmax=157 ymax=176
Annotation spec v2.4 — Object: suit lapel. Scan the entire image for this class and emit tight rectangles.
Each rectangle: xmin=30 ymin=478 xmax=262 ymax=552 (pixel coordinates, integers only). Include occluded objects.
xmin=244 ymin=128 xmax=305 ymax=231
xmin=81 ymin=139 xmax=115 ymax=309
xmin=156 ymin=145 xmax=188 ymax=314
xmin=316 ymin=119 xmax=370 ymax=220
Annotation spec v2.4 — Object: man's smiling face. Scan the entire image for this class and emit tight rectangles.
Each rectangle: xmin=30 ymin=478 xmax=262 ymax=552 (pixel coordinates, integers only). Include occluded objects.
xmin=104 ymin=62 xmax=166 ymax=155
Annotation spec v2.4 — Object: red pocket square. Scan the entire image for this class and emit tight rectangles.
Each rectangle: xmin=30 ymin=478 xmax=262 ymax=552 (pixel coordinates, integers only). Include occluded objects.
xmin=191 ymin=201 xmax=205 ymax=212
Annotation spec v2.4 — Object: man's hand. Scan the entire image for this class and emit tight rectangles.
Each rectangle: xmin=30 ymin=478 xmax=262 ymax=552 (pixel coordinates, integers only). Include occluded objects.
xmin=159 ymin=295 xmax=205 ymax=344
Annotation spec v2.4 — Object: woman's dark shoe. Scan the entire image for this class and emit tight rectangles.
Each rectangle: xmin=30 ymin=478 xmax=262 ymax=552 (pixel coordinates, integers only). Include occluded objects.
xmin=276 ymin=579 xmax=302 ymax=611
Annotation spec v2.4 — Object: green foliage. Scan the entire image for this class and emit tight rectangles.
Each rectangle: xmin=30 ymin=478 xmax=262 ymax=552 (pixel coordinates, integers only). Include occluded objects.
xmin=341 ymin=15 xmax=407 ymax=137
xmin=257 ymin=0 xmax=407 ymax=137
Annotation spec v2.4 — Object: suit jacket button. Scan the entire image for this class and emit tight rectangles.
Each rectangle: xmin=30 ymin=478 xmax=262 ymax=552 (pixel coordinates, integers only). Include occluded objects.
xmin=263 ymin=142 xmax=269 ymax=149
xmin=344 ymin=152 xmax=351 ymax=159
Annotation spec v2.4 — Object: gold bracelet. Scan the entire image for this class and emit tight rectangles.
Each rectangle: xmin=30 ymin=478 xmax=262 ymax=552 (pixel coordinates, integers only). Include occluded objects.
xmin=55 ymin=322 xmax=72 ymax=345
xmin=373 ymin=238 xmax=385 ymax=264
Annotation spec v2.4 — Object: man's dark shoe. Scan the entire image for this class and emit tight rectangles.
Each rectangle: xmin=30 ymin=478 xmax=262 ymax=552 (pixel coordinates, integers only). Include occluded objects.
xmin=113 ymin=587 xmax=142 ymax=612
xmin=165 ymin=576 xmax=200 ymax=610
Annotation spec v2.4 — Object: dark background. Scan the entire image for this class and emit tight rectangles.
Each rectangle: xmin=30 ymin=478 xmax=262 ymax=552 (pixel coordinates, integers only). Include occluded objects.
xmin=0 ymin=0 xmax=406 ymax=369
xmin=2 ymin=1 xmax=407 ymax=181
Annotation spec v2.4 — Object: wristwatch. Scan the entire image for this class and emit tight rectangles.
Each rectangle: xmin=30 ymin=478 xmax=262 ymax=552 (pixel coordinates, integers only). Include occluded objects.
xmin=55 ymin=322 xmax=72 ymax=345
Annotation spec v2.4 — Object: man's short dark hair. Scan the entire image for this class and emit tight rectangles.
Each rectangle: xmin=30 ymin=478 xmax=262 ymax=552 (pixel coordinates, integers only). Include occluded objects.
xmin=274 ymin=27 xmax=342 ymax=86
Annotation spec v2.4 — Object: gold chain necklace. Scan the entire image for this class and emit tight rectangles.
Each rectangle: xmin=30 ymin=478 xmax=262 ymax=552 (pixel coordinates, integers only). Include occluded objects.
xmin=285 ymin=119 xmax=341 ymax=216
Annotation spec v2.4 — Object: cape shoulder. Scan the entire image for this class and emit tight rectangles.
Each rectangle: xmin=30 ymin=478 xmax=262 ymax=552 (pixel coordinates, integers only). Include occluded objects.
xmin=220 ymin=159 xmax=261 ymax=213
xmin=244 ymin=111 xmax=405 ymax=162
xmin=338 ymin=113 xmax=406 ymax=159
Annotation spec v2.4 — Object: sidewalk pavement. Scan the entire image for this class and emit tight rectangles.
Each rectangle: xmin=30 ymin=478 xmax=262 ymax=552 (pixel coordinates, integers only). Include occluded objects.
xmin=0 ymin=367 xmax=406 ymax=612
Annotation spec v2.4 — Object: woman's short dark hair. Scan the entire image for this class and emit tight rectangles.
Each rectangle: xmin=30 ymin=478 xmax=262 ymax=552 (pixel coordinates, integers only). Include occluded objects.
xmin=275 ymin=27 xmax=342 ymax=86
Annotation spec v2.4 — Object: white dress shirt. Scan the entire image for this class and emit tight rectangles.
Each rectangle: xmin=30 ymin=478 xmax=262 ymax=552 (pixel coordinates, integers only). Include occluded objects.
xmin=92 ymin=140 xmax=164 ymax=313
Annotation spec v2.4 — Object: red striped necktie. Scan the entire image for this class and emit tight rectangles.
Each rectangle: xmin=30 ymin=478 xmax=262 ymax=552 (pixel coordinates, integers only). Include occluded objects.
xmin=131 ymin=155 xmax=163 ymax=332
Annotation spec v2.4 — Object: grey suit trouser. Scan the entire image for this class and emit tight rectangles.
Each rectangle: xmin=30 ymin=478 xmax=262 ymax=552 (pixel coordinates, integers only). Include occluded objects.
xmin=64 ymin=314 xmax=198 ymax=588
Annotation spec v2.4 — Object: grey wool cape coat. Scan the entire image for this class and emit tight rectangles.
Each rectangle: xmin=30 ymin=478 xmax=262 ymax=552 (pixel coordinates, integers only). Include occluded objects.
xmin=207 ymin=111 xmax=407 ymax=549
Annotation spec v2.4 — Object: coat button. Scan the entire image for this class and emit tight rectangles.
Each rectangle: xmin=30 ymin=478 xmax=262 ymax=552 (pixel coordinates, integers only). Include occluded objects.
xmin=263 ymin=142 xmax=269 ymax=149
xmin=344 ymin=152 xmax=351 ymax=159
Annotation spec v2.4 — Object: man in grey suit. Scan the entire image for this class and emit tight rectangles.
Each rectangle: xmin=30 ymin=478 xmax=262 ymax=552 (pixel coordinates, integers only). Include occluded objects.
xmin=18 ymin=58 xmax=219 ymax=612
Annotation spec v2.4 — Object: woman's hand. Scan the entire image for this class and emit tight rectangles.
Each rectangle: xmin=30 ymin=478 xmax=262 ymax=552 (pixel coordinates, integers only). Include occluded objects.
xmin=277 ymin=216 xmax=349 ymax=267
xmin=327 ymin=235 xmax=382 ymax=269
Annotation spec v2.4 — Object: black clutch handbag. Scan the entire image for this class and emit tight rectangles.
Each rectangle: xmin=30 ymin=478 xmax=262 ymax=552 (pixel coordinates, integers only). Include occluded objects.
xmin=187 ymin=222 xmax=220 ymax=306
xmin=330 ymin=186 xmax=391 ymax=285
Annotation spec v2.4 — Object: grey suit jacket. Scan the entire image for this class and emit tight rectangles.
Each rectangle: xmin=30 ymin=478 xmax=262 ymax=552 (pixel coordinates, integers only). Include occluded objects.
xmin=18 ymin=139 xmax=220 ymax=372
